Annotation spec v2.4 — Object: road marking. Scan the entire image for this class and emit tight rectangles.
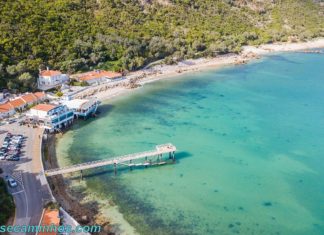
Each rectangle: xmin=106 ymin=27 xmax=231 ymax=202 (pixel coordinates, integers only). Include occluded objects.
xmin=20 ymin=175 xmax=29 ymax=218
xmin=12 ymin=171 xmax=23 ymax=185
xmin=24 ymin=189 xmax=28 ymax=218
xmin=11 ymin=190 xmax=24 ymax=195
xmin=16 ymin=171 xmax=29 ymax=219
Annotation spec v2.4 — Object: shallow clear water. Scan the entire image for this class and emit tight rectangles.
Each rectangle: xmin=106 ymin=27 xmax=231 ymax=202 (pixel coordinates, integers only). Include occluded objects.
xmin=57 ymin=52 xmax=324 ymax=235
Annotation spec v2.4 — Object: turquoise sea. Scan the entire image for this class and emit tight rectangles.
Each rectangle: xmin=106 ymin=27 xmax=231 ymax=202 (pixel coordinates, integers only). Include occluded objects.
xmin=57 ymin=52 xmax=324 ymax=235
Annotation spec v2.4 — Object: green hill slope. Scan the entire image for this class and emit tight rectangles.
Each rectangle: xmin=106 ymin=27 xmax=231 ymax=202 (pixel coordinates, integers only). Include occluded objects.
xmin=0 ymin=0 xmax=323 ymax=91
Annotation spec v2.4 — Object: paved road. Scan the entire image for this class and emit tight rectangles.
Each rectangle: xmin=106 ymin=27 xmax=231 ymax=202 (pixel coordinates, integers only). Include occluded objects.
xmin=0 ymin=123 xmax=52 ymax=235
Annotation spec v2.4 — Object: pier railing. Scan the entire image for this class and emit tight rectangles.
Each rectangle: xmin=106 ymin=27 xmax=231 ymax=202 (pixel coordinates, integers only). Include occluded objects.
xmin=45 ymin=143 xmax=176 ymax=176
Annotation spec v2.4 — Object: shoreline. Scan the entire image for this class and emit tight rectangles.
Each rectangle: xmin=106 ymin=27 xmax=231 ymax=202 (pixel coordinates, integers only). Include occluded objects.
xmin=87 ymin=38 xmax=324 ymax=102
xmin=43 ymin=134 xmax=116 ymax=235
xmin=46 ymin=38 xmax=324 ymax=234
xmin=44 ymin=133 xmax=138 ymax=235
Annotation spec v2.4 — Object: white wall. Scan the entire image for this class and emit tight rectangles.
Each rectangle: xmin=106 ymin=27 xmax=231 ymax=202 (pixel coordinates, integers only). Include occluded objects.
xmin=85 ymin=77 xmax=107 ymax=85
xmin=0 ymin=109 xmax=15 ymax=119
xmin=38 ymin=74 xmax=69 ymax=87
xmin=29 ymin=109 xmax=48 ymax=119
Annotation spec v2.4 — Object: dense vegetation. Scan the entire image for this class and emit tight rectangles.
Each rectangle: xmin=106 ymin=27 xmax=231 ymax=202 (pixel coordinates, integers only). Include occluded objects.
xmin=0 ymin=177 xmax=15 ymax=225
xmin=0 ymin=0 xmax=323 ymax=91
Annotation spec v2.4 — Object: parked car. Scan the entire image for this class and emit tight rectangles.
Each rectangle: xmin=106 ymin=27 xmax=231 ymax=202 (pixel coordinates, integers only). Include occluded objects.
xmin=11 ymin=141 xmax=22 ymax=146
xmin=6 ymin=155 xmax=20 ymax=161
xmin=0 ymin=153 xmax=6 ymax=160
xmin=2 ymin=143 xmax=9 ymax=148
xmin=7 ymin=178 xmax=18 ymax=187
xmin=12 ymin=136 xmax=23 ymax=142
xmin=7 ymin=147 xmax=18 ymax=152
xmin=0 ymin=151 xmax=6 ymax=160
xmin=9 ymin=142 xmax=21 ymax=148
xmin=7 ymin=150 xmax=19 ymax=156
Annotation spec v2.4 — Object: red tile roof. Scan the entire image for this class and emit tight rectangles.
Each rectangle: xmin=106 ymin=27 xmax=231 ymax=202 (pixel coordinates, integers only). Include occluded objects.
xmin=0 ymin=103 xmax=14 ymax=113
xmin=21 ymin=93 xmax=37 ymax=103
xmin=40 ymin=70 xmax=62 ymax=77
xmin=9 ymin=98 xmax=25 ymax=108
xmin=32 ymin=104 xmax=56 ymax=112
xmin=34 ymin=92 xmax=46 ymax=99
xmin=79 ymin=70 xmax=122 ymax=81
xmin=0 ymin=92 xmax=46 ymax=114
xmin=38 ymin=208 xmax=60 ymax=235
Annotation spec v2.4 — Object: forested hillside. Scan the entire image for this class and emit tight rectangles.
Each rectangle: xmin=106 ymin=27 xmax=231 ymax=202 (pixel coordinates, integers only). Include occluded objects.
xmin=0 ymin=0 xmax=323 ymax=91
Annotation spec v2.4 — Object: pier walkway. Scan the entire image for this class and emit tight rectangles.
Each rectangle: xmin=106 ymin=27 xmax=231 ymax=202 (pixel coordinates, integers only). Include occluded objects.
xmin=45 ymin=143 xmax=176 ymax=176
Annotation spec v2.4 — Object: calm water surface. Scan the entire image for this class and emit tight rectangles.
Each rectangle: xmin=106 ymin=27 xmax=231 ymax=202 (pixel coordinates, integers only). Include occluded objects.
xmin=57 ymin=52 xmax=324 ymax=235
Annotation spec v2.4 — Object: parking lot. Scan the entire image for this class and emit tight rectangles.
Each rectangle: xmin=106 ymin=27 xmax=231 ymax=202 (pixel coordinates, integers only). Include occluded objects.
xmin=0 ymin=121 xmax=43 ymax=173
xmin=0 ymin=124 xmax=29 ymax=214
xmin=0 ymin=122 xmax=52 ymax=230
xmin=0 ymin=132 xmax=26 ymax=161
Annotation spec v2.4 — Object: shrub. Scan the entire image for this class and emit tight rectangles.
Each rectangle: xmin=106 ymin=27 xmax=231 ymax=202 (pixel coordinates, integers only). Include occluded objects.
xmin=55 ymin=91 xmax=63 ymax=97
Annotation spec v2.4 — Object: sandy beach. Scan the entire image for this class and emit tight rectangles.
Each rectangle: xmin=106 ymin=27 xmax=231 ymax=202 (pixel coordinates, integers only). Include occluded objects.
xmin=74 ymin=38 xmax=324 ymax=103
xmin=242 ymin=38 xmax=324 ymax=55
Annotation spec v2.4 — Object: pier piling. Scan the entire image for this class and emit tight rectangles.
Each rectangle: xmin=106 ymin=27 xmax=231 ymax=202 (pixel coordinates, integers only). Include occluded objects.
xmin=114 ymin=163 xmax=117 ymax=175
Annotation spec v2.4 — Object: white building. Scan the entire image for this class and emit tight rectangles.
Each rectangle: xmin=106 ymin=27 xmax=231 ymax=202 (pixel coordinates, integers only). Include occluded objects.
xmin=38 ymin=69 xmax=69 ymax=90
xmin=27 ymin=104 xmax=74 ymax=132
xmin=61 ymin=98 xmax=99 ymax=118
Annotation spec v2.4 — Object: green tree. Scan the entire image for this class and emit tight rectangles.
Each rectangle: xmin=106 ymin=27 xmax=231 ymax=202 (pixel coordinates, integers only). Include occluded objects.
xmin=0 ymin=0 xmax=322 ymax=91
xmin=18 ymin=72 xmax=34 ymax=88
xmin=0 ymin=178 xmax=15 ymax=225
xmin=6 ymin=65 xmax=17 ymax=76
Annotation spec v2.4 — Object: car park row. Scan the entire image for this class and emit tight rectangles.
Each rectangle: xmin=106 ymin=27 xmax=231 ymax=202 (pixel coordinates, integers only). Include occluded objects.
xmin=0 ymin=132 xmax=26 ymax=161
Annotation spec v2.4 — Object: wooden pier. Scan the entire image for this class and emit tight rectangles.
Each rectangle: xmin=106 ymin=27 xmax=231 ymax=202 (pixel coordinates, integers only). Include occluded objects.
xmin=45 ymin=143 xmax=176 ymax=177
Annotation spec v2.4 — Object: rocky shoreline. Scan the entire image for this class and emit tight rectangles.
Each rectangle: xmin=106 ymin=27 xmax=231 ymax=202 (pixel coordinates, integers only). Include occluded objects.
xmin=43 ymin=134 xmax=115 ymax=235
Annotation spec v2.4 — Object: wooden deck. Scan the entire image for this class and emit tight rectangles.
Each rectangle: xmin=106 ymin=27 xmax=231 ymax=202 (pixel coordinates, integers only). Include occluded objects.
xmin=45 ymin=143 xmax=176 ymax=176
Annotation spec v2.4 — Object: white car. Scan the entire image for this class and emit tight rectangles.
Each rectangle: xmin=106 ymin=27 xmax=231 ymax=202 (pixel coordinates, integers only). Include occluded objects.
xmin=7 ymin=178 xmax=18 ymax=187
xmin=2 ymin=143 xmax=9 ymax=148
